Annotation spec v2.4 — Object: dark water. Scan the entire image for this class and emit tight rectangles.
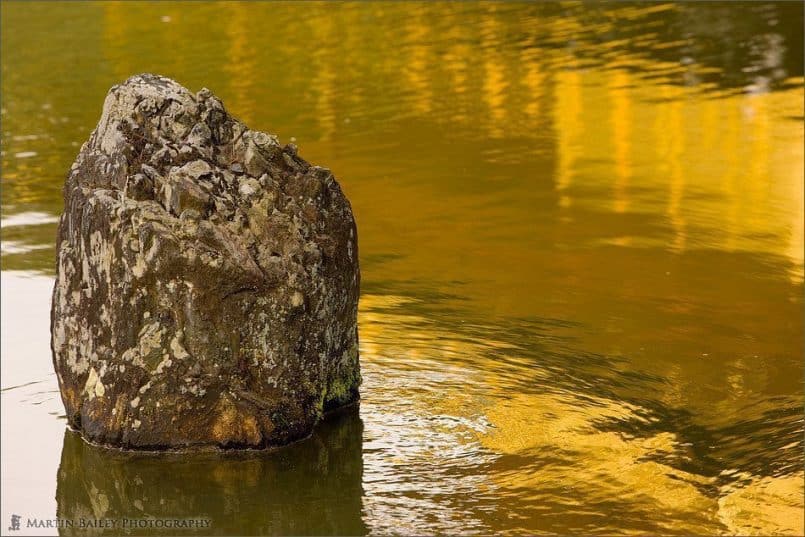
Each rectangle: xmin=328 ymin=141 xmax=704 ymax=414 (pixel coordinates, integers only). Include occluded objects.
xmin=1 ymin=2 xmax=803 ymax=535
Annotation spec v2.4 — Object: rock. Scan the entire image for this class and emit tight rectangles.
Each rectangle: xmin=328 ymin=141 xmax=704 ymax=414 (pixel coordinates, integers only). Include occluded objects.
xmin=51 ymin=74 xmax=360 ymax=449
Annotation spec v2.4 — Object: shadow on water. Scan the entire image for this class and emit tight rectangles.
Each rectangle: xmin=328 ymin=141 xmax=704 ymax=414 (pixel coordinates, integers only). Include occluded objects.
xmin=56 ymin=407 xmax=367 ymax=536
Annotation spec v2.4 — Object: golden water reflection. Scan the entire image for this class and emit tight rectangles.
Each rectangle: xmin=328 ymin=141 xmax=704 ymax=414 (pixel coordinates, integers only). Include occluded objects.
xmin=358 ymin=293 xmax=804 ymax=535
xmin=1 ymin=2 xmax=803 ymax=535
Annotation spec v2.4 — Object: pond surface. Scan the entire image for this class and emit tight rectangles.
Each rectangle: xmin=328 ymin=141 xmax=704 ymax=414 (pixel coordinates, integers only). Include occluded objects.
xmin=1 ymin=2 xmax=803 ymax=535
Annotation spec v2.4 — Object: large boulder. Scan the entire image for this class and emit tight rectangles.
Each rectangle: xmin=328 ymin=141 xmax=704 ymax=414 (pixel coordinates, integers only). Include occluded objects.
xmin=51 ymin=74 xmax=360 ymax=449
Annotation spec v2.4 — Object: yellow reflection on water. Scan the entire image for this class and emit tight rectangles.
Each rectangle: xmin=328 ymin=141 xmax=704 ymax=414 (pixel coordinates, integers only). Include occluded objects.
xmin=554 ymin=57 xmax=583 ymax=209
xmin=718 ymin=471 xmax=805 ymax=536
xmin=609 ymin=69 xmax=632 ymax=216
xmin=480 ymin=393 xmax=716 ymax=531
xmin=359 ymin=291 xmax=804 ymax=535
xmin=481 ymin=6 xmax=507 ymax=139
xmin=359 ymin=292 xmax=804 ymax=535
xmin=223 ymin=3 xmax=258 ymax=127
xmin=403 ymin=9 xmax=433 ymax=117
xmin=1 ymin=2 xmax=803 ymax=535
xmin=549 ymin=66 xmax=803 ymax=276
xmin=309 ymin=9 xmax=337 ymax=142
xmin=5 ymin=3 xmax=803 ymax=275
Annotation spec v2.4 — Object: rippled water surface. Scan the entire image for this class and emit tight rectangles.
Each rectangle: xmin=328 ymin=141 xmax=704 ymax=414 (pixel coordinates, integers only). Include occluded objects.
xmin=2 ymin=2 xmax=803 ymax=535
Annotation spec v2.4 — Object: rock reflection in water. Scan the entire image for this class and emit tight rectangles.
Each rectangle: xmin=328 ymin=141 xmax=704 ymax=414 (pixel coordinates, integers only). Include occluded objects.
xmin=56 ymin=407 xmax=366 ymax=536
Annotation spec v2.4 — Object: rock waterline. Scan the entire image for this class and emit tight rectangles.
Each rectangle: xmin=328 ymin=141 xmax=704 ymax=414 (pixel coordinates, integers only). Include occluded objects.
xmin=51 ymin=74 xmax=360 ymax=449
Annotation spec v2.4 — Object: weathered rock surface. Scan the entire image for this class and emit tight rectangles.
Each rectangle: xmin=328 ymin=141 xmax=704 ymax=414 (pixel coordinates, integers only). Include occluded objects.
xmin=51 ymin=74 xmax=360 ymax=449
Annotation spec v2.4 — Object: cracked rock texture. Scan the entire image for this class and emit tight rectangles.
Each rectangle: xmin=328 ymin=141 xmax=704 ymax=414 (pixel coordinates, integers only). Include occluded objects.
xmin=51 ymin=74 xmax=360 ymax=449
